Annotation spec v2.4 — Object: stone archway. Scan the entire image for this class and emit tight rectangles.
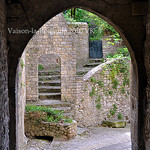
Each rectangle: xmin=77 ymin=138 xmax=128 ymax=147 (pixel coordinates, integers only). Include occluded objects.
xmin=5 ymin=1 xmax=148 ymax=149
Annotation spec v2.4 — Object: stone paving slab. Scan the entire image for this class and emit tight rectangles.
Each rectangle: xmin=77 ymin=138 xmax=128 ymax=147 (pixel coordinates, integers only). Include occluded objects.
xmin=96 ymin=142 xmax=131 ymax=150
xmin=26 ymin=125 xmax=131 ymax=150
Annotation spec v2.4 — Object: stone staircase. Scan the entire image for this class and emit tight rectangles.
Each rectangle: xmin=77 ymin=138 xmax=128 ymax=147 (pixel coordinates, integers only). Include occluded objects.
xmin=77 ymin=58 xmax=103 ymax=76
xmin=37 ymin=69 xmax=72 ymax=118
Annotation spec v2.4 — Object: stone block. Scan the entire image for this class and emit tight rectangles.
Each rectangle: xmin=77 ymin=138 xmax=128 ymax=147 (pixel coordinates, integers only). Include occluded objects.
xmin=102 ymin=120 xmax=126 ymax=128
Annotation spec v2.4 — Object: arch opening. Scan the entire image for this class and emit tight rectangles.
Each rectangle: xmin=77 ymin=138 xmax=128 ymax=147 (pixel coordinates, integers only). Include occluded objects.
xmin=7 ymin=2 xmax=145 ymax=150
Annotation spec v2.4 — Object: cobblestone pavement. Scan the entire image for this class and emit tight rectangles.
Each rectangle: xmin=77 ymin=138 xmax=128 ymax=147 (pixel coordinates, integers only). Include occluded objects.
xmin=26 ymin=125 xmax=131 ymax=150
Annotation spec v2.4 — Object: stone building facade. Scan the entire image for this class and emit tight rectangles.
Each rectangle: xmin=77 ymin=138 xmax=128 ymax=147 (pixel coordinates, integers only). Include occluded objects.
xmin=67 ymin=22 xmax=89 ymax=68
xmin=25 ymin=13 xmax=89 ymax=103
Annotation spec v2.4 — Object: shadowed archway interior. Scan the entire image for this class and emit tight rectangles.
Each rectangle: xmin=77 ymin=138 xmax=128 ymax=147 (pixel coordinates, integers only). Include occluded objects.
xmin=0 ymin=0 xmax=148 ymax=149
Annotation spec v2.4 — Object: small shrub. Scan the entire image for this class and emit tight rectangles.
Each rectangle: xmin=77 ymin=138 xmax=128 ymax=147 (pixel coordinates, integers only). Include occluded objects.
xmin=111 ymin=78 xmax=119 ymax=89
xmin=117 ymin=113 xmax=123 ymax=120
xmin=96 ymin=103 xmax=102 ymax=109
xmin=95 ymin=96 xmax=101 ymax=103
xmin=19 ymin=72 xmax=21 ymax=78
xmin=90 ymin=77 xmax=96 ymax=83
xmin=112 ymin=104 xmax=118 ymax=111
xmin=97 ymin=80 xmax=104 ymax=87
xmin=109 ymin=90 xmax=113 ymax=96
xmin=64 ymin=118 xmax=73 ymax=123
xmin=38 ymin=64 xmax=44 ymax=70
xmin=20 ymin=59 xmax=25 ymax=69
xmin=25 ymin=105 xmax=72 ymax=123
xmin=89 ymin=92 xmax=94 ymax=98
xmin=110 ymin=109 xmax=116 ymax=116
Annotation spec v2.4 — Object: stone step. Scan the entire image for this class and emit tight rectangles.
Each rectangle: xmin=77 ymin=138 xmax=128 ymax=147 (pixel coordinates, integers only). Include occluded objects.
xmin=89 ymin=58 xmax=103 ymax=63
xmin=39 ymin=75 xmax=60 ymax=81
xmin=38 ymin=70 xmax=60 ymax=76
xmin=83 ymin=62 xmax=101 ymax=67
xmin=30 ymin=100 xmax=72 ymax=108
xmin=39 ymin=86 xmax=61 ymax=93
xmin=39 ymin=93 xmax=61 ymax=100
xmin=38 ymin=80 xmax=61 ymax=86
xmin=76 ymin=70 xmax=89 ymax=76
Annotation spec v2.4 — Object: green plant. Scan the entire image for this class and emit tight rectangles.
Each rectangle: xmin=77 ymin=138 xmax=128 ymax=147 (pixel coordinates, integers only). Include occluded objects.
xmin=89 ymin=86 xmax=96 ymax=98
xmin=21 ymin=82 xmax=25 ymax=87
xmin=81 ymin=99 xmax=85 ymax=102
xmin=117 ymin=113 xmax=123 ymax=120
xmin=111 ymin=78 xmax=119 ymax=89
xmin=109 ymin=90 xmax=113 ymax=96
xmin=38 ymin=64 xmax=44 ymax=70
xmin=63 ymin=8 xmax=121 ymax=41
xmin=107 ymin=104 xmax=118 ymax=118
xmin=89 ymin=92 xmax=94 ymax=98
xmin=95 ymin=96 xmax=101 ymax=103
xmin=20 ymin=59 xmax=25 ymax=69
xmin=64 ymin=118 xmax=73 ymax=123
xmin=19 ymin=72 xmax=21 ymax=78
xmin=90 ymin=77 xmax=96 ymax=83
xmin=110 ymin=109 xmax=116 ymax=116
xmin=120 ymin=87 xmax=125 ymax=94
xmin=97 ymin=80 xmax=104 ymax=87
xmin=25 ymin=105 xmax=72 ymax=123
xmin=96 ymin=103 xmax=102 ymax=109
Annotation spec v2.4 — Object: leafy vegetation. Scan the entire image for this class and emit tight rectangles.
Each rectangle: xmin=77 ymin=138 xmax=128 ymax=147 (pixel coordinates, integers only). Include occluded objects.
xmin=25 ymin=105 xmax=73 ymax=123
xmin=38 ymin=64 xmax=44 ymax=70
xmin=20 ymin=59 xmax=25 ymax=69
xmin=63 ymin=8 xmax=121 ymax=41
xmin=89 ymin=47 xmax=130 ymax=119
xmin=106 ymin=47 xmax=129 ymax=58
xmin=107 ymin=104 xmax=118 ymax=118
xmin=117 ymin=112 xmax=124 ymax=120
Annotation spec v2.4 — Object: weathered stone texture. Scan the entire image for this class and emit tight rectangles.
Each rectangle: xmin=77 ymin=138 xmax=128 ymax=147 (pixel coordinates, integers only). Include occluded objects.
xmin=144 ymin=0 xmax=150 ymax=149
xmin=0 ymin=1 xmax=9 ymax=149
xmin=67 ymin=22 xmax=89 ymax=68
xmin=38 ymin=54 xmax=60 ymax=69
xmin=102 ymin=35 xmax=123 ymax=58
xmin=25 ymin=112 xmax=77 ymax=140
xmin=16 ymin=50 xmax=27 ymax=149
xmin=74 ymin=58 xmax=130 ymax=127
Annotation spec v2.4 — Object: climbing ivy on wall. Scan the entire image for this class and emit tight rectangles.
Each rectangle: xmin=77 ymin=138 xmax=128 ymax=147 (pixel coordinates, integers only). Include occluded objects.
xmin=89 ymin=57 xmax=130 ymax=119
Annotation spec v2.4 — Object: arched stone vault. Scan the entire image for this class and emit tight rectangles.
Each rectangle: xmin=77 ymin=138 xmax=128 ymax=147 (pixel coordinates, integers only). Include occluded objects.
xmin=5 ymin=0 xmax=149 ymax=149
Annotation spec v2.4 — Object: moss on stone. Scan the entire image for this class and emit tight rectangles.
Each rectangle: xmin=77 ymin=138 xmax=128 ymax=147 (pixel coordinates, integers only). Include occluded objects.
xmin=102 ymin=120 xmax=126 ymax=128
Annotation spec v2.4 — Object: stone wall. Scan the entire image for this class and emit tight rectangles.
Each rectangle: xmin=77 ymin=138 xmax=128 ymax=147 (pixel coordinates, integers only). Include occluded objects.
xmin=102 ymin=35 xmax=123 ymax=58
xmin=25 ymin=13 xmax=89 ymax=103
xmin=16 ymin=50 xmax=27 ymax=149
xmin=25 ymin=112 xmax=77 ymax=140
xmin=0 ymin=1 xmax=9 ymax=149
xmin=74 ymin=58 xmax=130 ymax=127
xmin=144 ymin=0 xmax=150 ymax=149
xmin=67 ymin=22 xmax=89 ymax=68
xmin=38 ymin=54 xmax=60 ymax=70
xmin=25 ymin=13 xmax=77 ymax=102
